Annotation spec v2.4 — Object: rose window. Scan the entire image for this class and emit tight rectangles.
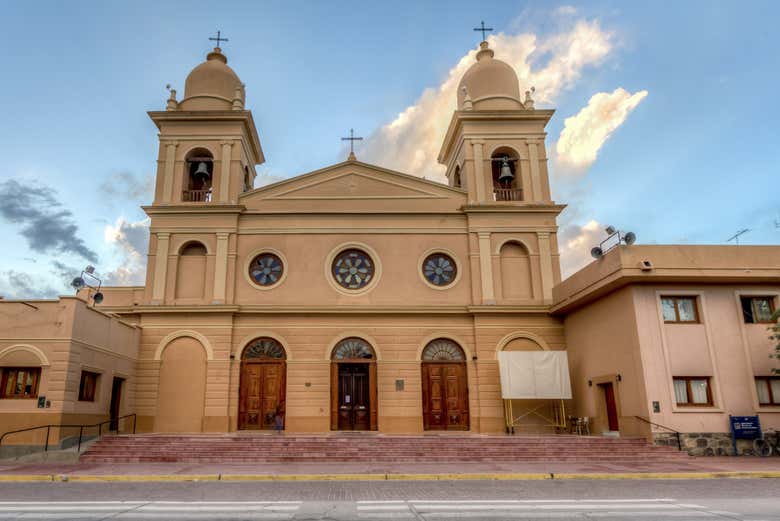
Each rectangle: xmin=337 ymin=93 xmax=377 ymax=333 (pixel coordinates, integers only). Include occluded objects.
xmin=332 ymin=249 xmax=374 ymax=290
xmin=422 ymin=253 xmax=457 ymax=287
xmin=249 ymin=253 xmax=284 ymax=286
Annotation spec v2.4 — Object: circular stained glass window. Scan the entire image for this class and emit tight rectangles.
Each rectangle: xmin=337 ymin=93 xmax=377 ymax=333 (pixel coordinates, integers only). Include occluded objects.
xmin=332 ymin=249 xmax=374 ymax=290
xmin=422 ymin=253 xmax=457 ymax=287
xmin=249 ymin=253 xmax=284 ymax=286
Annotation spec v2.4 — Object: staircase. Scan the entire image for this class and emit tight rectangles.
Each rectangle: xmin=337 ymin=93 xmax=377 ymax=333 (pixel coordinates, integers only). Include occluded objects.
xmin=81 ymin=433 xmax=689 ymax=464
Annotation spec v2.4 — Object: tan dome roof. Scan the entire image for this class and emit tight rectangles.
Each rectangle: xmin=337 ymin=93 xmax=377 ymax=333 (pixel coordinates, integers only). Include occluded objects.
xmin=180 ymin=48 xmax=243 ymax=110
xmin=457 ymin=42 xmax=523 ymax=110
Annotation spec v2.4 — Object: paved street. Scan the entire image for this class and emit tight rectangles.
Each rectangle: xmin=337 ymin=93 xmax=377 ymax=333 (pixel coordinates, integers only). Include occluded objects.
xmin=0 ymin=479 xmax=778 ymax=520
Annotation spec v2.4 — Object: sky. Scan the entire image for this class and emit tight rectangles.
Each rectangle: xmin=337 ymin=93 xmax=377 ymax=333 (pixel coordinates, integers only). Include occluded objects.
xmin=1 ymin=0 xmax=778 ymax=298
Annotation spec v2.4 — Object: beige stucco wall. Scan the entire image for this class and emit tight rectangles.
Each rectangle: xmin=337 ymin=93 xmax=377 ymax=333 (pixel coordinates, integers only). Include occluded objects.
xmin=0 ymin=298 xmax=139 ymax=444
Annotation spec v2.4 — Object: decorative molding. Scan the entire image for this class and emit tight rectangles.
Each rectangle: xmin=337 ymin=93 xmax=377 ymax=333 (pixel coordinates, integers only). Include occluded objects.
xmin=495 ymin=331 xmax=551 ymax=354
xmin=0 ymin=344 xmax=50 ymax=366
xmin=154 ymin=330 xmax=215 ymax=361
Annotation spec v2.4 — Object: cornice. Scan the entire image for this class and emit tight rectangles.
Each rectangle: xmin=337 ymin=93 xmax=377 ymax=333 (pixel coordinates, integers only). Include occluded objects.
xmin=143 ymin=204 xmax=245 ymax=215
xmin=98 ymin=304 xmax=553 ymax=316
xmin=462 ymin=203 xmax=566 ymax=214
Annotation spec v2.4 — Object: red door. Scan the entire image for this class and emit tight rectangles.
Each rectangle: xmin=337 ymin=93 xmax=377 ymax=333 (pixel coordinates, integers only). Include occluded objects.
xmin=600 ymin=382 xmax=619 ymax=431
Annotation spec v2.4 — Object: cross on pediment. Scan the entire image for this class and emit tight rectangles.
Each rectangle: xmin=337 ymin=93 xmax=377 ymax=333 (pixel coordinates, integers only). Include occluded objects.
xmin=341 ymin=128 xmax=363 ymax=160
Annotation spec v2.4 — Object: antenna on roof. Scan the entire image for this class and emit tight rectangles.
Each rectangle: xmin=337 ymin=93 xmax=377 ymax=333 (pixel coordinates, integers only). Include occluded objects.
xmin=726 ymin=228 xmax=750 ymax=245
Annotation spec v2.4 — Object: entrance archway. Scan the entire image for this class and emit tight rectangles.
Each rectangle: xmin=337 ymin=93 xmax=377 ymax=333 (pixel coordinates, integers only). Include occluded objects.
xmin=421 ymin=338 xmax=469 ymax=431
xmin=238 ymin=338 xmax=286 ymax=430
xmin=330 ymin=337 xmax=377 ymax=431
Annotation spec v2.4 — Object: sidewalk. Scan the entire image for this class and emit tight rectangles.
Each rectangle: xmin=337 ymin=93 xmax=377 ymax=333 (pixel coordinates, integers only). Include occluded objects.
xmin=1 ymin=457 xmax=779 ymax=481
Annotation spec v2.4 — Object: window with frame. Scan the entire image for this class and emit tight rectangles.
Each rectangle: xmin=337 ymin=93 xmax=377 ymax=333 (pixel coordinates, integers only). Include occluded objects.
xmin=741 ymin=296 xmax=776 ymax=324
xmin=78 ymin=371 xmax=99 ymax=402
xmin=0 ymin=368 xmax=41 ymax=399
xmin=661 ymin=296 xmax=699 ymax=323
xmin=755 ymin=377 xmax=780 ymax=405
xmin=673 ymin=377 xmax=712 ymax=406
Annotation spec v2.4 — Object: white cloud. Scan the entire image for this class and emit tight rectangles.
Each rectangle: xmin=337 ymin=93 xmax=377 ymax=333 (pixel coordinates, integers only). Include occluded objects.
xmin=555 ymin=88 xmax=648 ymax=172
xmin=558 ymin=219 xmax=604 ymax=278
xmin=102 ymin=217 xmax=150 ymax=285
xmin=360 ymin=20 xmax=614 ymax=182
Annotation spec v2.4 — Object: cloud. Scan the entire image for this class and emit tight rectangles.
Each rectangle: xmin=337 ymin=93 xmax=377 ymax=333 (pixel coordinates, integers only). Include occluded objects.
xmin=99 ymin=172 xmax=154 ymax=200
xmin=0 ymin=180 xmax=98 ymax=262
xmin=102 ymin=218 xmax=150 ymax=285
xmin=555 ymin=88 xmax=648 ymax=172
xmin=360 ymin=19 xmax=613 ymax=182
xmin=0 ymin=270 xmax=59 ymax=299
xmin=558 ymin=219 xmax=604 ymax=277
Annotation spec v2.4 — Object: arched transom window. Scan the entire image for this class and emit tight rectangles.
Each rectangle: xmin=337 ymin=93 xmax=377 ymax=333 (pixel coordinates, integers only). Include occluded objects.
xmin=242 ymin=338 xmax=286 ymax=360
xmin=332 ymin=337 xmax=375 ymax=360
xmin=422 ymin=339 xmax=466 ymax=361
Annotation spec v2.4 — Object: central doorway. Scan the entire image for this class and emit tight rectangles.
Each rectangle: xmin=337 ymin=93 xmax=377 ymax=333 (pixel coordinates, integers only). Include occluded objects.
xmin=238 ymin=338 xmax=286 ymax=430
xmin=421 ymin=338 xmax=469 ymax=430
xmin=330 ymin=337 xmax=377 ymax=431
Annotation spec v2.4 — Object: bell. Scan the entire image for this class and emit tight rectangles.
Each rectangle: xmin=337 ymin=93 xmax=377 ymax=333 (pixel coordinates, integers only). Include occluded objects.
xmin=497 ymin=157 xmax=514 ymax=184
xmin=193 ymin=162 xmax=211 ymax=183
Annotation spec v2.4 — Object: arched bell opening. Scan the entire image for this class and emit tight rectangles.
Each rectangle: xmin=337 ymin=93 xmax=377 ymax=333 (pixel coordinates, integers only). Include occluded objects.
xmin=490 ymin=147 xmax=522 ymax=201
xmin=183 ymin=148 xmax=213 ymax=202
xmin=421 ymin=338 xmax=470 ymax=431
xmin=238 ymin=337 xmax=287 ymax=430
xmin=330 ymin=337 xmax=377 ymax=431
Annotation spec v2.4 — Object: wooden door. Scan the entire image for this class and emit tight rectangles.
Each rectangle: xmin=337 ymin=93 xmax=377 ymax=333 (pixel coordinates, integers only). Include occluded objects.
xmin=337 ymin=364 xmax=370 ymax=430
xmin=422 ymin=363 xmax=469 ymax=430
xmin=601 ymin=382 xmax=619 ymax=431
xmin=239 ymin=362 xmax=285 ymax=430
xmin=109 ymin=377 xmax=123 ymax=431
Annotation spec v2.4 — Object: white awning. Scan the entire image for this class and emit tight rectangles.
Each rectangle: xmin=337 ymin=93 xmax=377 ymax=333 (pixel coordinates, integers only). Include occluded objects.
xmin=497 ymin=351 xmax=572 ymax=399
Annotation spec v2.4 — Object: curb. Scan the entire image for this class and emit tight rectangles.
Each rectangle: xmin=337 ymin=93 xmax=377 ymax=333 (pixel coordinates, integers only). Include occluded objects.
xmin=0 ymin=471 xmax=777 ymax=482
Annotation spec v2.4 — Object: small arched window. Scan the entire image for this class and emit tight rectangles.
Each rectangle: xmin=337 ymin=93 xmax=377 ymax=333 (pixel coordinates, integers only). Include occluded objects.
xmin=332 ymin=337 xmax=375 ymax=360
xmin=491 ymin=147 xmax=521 ymax=201
xmin=184 ymin=148 xmax=213 ymax=202
xmin=422 ymin=339 xmax=466 ymax=361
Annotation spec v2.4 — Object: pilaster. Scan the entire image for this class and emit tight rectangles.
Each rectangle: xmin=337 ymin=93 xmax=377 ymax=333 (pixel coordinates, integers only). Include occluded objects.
xmin=213 ymin=232 xmax=230 ymax=303
xmin=471 ymin=141 xmax=486 ymax=202
xmin=161 ymin=141 xmax=178 ymax=202
xmin=478 ymin=232 xmax=495 ymax=304
xmin=537 ymin=231 xmax=554 ymax=303
xmin=219 ymin=141 xmax=234 ymax=202
xmin=151 ymin=233 xmax=171 ymax=304
xmin=528 ymin=141 xmax=542 ymax=201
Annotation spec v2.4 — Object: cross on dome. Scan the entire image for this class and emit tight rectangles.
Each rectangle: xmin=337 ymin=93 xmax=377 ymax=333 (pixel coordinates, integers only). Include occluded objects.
xmin=209 ymin=30 xmax=229 ymax=49
xmin=473 ymin=21 xmax=493 ymax=42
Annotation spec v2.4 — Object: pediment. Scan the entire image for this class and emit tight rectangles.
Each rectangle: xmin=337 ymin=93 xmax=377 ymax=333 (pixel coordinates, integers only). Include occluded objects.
xmin=240 ymin=160 xmax=466 ymax=211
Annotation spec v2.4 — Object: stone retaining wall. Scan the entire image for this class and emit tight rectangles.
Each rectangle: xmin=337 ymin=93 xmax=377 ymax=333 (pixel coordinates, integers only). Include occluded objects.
xmin=653 ymin=432 xmax=759 ymax=456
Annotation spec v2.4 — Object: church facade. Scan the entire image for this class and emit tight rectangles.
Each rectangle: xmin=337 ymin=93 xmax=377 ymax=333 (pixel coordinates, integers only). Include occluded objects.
xmin=1 ymin=43 xmax=778 ymax=449
xmin=98 ymin=42 xmax=565 ymax=434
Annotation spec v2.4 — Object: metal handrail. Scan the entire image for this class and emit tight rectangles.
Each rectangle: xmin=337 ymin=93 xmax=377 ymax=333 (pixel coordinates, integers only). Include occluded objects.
xmin=634 ymin=415 xmax=682 ymax=451
xmin=0 ymin=413 xmax=136 ymax=453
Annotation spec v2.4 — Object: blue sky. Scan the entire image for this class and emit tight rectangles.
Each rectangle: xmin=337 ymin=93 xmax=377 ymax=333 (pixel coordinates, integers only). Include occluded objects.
xmin=1 ymin=1 xmax=778 ymax=297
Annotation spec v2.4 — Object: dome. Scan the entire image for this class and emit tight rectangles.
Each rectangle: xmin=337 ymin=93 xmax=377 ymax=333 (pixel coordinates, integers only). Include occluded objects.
xmin=457 ymin=42 xmax=523 ymax=110
xmin=180 ymin=48 xmax=244 ymax=110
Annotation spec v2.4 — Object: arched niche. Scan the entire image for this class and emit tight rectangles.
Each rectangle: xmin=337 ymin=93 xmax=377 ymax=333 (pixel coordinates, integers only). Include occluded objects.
xmin=499 ymin=241 xmax=533 ymax=300
xmin=155 ymin=336 xmax=207 ymax=432
xmin=175 ymin=241 xmax=207 ymax=299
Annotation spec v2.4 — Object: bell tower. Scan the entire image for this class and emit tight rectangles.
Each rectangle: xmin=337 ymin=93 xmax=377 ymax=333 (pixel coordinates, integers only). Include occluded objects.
xmin=438 ymin=39 xmax=564 ymax=305
xmin=143 ymin=44 xmax=264 ymax=306
xmin=149 ymin=46 xmax=264 ymax=205
xmin=437 ymin=41 xmax=554 ymax=205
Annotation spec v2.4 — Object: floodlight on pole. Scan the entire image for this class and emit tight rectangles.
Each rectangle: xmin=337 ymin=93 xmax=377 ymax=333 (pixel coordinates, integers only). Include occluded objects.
xmin=589 ymin=226 xmax=637 ymax=260
xmin=70 ymin=266 xmax=104 ymax=306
